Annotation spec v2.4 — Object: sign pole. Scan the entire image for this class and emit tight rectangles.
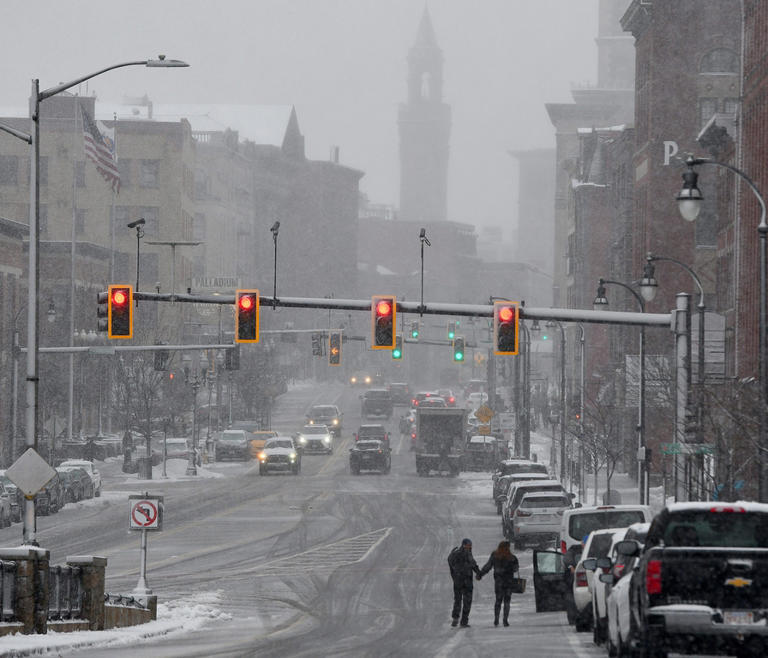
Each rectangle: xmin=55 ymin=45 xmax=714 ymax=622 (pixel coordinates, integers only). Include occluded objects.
xmin=134 ymin=528 xmax=151 ymax=596
xmin=129 ymin=492 xmax=162 ymax=597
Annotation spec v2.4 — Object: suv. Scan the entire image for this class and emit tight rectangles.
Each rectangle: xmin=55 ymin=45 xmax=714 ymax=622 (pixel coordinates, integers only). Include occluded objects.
xmin=502 ymin=479 xmax=571 ymax=539
xmin=361 ymin=389 xmax=393 ymax=419
xmin=559 ymin=504 xmax=652 ymax=555
xmin=215 ymin=429 xmax=250 ymax=461
xmin=58 ymin=459 xmax=102 ymax=497
xmin=306 ymin=405 xmax=343 ymax=437
xmin=258 ymin=437 xmax=301 ymax=475
xmin=388 ymin=382 xmax=411 ymax=405
xmin=349 ymin=439 xmax=391 ymax=474
xmin=355 ymin=424 xmax=390 ymax=447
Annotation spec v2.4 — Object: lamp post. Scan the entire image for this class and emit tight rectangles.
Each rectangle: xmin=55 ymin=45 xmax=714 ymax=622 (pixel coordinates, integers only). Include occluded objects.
xmin=1 ymin=56 xmax=188 ymax=545
xmin=183 ymin=353 xmax=204 ymax=476
xmin=418 ymin=228 xmax=431 ymax=316
xmin=594 ymin=278 xmax=648 ymax=505
xmin=270 ymin=221 xmax=280 ymax=309
xmin=577 ymin=324 xmax=586 ymax=503
xmin=676 ymin=156 xmax=768 ymax=501
xmin=640 ymin=252 xmax=706 ymax=498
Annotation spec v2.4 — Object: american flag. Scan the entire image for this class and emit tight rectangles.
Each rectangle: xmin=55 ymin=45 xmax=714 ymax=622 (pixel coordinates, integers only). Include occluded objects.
xmin=80 ymin=103 xmax=120 ymax=193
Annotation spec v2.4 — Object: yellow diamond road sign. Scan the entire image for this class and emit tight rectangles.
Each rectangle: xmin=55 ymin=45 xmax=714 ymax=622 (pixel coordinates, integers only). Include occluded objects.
xmin=475 ymin=404 xmax=494 ymax=424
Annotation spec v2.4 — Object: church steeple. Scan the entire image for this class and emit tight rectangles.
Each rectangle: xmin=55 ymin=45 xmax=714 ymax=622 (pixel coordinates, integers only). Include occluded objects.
xmin=399 ymin=7 xmax=451 ymax=223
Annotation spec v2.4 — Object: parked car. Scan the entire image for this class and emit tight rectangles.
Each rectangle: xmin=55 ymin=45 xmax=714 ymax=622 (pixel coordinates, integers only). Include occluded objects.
xmin=0 ymin=474 xmax=22 ymax=523
xmin=388 ymin=382 xmax=411 ymax=405
xmin=466 ymin=391 xmax=489 ymax=411
xmin=257 ymin=437 xmax=301 ymax=475
xmin=501 ymin=479 xmax=571 ymax=539
xmin=158 ymin=437 xmax=191 ymax=460
xmin=306 ymin=405 xmax=343 ymax=437
xmin=604 ymin=522 xmax=650 ymax=656
xmin=0 ymin=482 xmax=14 ymax=527
xmin=571 ymin=528 xmax=621 ymax=632
xmin=349 ymin=439 xmax=391 ymax=474
xmin=559 ymin=504 xmax=653 ymax=555
xmin=215 ymin=429 xmax=250 ymax=461
xmin=361 ymin=389 xmax=394 ymax=419
xmin=34 ymin=474 xmax=64 ymax=516
xmin=56 ymin=468 xmax=84 ymax=503
xmin=58 ymin=459 xmax=102 ymax=497
xmin=295 ymin=424 xmax=333 ymax=454
xmin=511 ymin=491 xmax=572 ymax=550
xmin=494 ymin=472 xmax=553 ymax=515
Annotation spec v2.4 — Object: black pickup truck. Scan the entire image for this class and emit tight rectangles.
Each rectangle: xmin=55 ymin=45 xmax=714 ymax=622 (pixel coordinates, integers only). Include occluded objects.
xmin=619 ymin=501 xmax=768 ymax=657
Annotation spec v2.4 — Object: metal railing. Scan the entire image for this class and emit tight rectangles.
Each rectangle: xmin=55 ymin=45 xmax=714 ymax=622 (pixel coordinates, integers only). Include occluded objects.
xmin=48 ymin=565 xmax=82 ymax=620
xmin=0 ymin=560 xmax=15 ymax=621
xmin=104 ymin=592 xmax=149 ymax=610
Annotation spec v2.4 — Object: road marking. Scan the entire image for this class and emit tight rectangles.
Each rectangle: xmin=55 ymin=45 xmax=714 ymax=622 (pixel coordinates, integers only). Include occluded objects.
xmin=434 ymin=629 xmax=464 ymax=658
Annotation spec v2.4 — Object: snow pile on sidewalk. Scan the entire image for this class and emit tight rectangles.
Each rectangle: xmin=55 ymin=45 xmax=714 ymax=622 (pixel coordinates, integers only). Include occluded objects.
xmin=131 ymin=458 xmax=225 ymax=484
xmin=0 ymin=591 xmax=231 ymax=656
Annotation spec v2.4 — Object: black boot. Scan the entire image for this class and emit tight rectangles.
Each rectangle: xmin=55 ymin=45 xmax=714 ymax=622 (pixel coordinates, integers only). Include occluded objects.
xmin=494 ymin=617 xmax=499 ymax=627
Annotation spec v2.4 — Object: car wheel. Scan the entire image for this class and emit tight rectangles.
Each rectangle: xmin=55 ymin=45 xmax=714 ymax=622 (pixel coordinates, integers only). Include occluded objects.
xmin=259 ymin=464 xmax=267 ymax=475
xmin=2 ymin=512 xmax=8 ymax=528
xmin=95 ymin=486 xmax=101 ymax=498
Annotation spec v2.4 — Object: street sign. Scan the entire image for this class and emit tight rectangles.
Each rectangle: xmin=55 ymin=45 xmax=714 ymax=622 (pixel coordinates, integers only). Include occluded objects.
xmin=475 ymin=404 xmax=494 ymax=424
xmin=661 ymin=443 xmax=682 ymax=455
xmin=5 ymin=449 xmax=57 ymax=497
xmin=129 ymin=495 xmax=163 ymax=531
xmin=474 ymin=352 xmax=485 ymax=366
xmin=477 ymin=424 xmax=492 ymax=435
xmin=661 ymin=442 xmax=714 ymax=455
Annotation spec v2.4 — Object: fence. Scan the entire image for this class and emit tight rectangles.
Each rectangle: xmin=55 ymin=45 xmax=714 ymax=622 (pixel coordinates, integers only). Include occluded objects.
xmin=48 ymin=564 xmax=82 ymax=620
xmin=0 ymin=560 xmax=15 ymax=622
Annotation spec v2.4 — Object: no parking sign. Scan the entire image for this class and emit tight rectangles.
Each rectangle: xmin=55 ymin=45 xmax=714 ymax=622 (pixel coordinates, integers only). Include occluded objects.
xmin=129 ymin=494 xmax=163 ymax=531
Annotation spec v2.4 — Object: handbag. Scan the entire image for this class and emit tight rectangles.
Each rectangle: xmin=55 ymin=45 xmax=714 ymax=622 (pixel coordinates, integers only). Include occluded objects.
xmin=510 ymin=577 xmax=526 ymax=593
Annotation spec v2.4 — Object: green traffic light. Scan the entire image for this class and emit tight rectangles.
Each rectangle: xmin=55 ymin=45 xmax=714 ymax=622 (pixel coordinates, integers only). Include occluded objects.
xmin=454 ymin=352 xmax=464 ymax=362
xmin=411 ymin=330 xmax=419 ymax=338
xmin=448 ymin=332 xmax=455 ymax=339
xmin=393 ymin=349 xmax=402 ymax=359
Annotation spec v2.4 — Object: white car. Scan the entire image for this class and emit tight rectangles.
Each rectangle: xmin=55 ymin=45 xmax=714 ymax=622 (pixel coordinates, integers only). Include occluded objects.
xmin=605 ymin=523 xmax=650 ymax=656
xmin=258 ymin=437 xmax=301 ymax=475
xmin=572 ymin=528 xmax=620 ymax=632
xmin=58 ymin=459 xmax=102 ymax=497
xmin=559 ymin=504 xmax=652 ymax=555
xmin=512 ymin=491 xmax=572 ymax=549
xmin=586 ymin=529 xmax=628 ymax=646
xmin=295 ymin=424 xmax=333 ymax=454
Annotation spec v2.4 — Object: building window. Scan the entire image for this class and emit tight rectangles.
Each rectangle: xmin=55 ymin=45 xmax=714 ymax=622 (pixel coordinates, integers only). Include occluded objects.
xmin=75 ymin=161 xmax=86 ymax=188
xmin=0 ymin=156 xmax=18 ymax=185
xmin=723 ymin=97 xmax=739 ymax=115
xmin=700 ymin=48 xmax=739 ymax=74
xmin=699 ymin=98 xmax=718 ymax=128
xmin=75 ymin=209 xmax=87 ymax=236
xmin=139 ymin=160 xmax=160 ymax=188
xmin=420 ymin=72 xmax=431 ymax=100
xmin=118 ymin=158 xmax=131 ymax=189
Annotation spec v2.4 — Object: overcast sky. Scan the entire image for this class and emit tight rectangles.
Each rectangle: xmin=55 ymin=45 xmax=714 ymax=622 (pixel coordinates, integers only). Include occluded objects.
xmin=2 ymin=0 xmax=599 ymax=233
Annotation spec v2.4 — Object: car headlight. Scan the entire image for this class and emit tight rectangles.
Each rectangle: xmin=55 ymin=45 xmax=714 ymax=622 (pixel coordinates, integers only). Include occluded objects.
xmin=332 ymin=419 xmax=339 ymax=425
xmin=351 ymin=376 xmax=357 ymax=383
xmin=365 ymin=376 xmax=371 ymax=384
xmin=289 ymin=453 xmax=297 ymax=461
xmin=258 ymin=452 xmax=267 ymax=461
xmin=298 ymin=436 xmax=307 ymax=444
xmin=323 ymin=436 xmax=331 ymax=443
xmin=308 ymin=419 xmax=315 ymax=425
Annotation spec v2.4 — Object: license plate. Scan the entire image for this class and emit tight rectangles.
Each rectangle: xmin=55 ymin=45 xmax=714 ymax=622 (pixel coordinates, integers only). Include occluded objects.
xmin=723 ymin=611 xmax=753 ymax=625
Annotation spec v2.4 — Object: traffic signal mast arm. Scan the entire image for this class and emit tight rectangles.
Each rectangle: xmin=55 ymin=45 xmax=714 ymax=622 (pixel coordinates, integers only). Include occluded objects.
xmin=125 ymin=291 xmax=671 ymax=328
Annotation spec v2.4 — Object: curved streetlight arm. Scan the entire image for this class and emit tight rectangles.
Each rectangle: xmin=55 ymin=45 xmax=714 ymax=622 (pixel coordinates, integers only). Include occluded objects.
xmin=38 ymin=58 xmax=189 ymax=102
xmin=646 ymin=253 xmax=705 ymax=309
xmin=600 ymin=278 xmax=645 ymax=312
xmin=0 ymin=122 xmax=32 ymax=143
xmin=686 ymin=157 xmax=767 ymax=231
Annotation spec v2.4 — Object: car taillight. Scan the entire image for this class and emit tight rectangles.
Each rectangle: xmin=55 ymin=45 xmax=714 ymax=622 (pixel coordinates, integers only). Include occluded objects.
xmin=411 ymin=433 xmax=416 ymax=440
xmin=613 ymin=564 xmax=625 ymax=579
xmin=449 ymin=397 xmax=455 ymax=403
xmin=561 ymin=540 xmax=567 ymax=554
xmin=575 ymin=570 xmax=588 ymax=588
xmin=515 ymin=509 xmax=532 ymax=517
xmin=646 ymin=559 xmax=662 ymax=595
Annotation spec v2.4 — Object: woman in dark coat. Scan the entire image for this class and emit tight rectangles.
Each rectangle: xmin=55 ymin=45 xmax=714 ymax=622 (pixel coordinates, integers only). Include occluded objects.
xmin=479 ymin=540 xmax=520 ymax=626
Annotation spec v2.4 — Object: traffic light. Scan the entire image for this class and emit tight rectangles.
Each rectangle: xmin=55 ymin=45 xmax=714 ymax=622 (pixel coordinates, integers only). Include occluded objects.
xmin=447 ymin=321 xmax=456 ymax=340
xmin=371 ymin=295 xmax=396 ymax=349
xmin=410 ymin=321 xmax=420 ymax=340
xmin=225 ymin=345 xmax=240 ymax=370
xmin=107 ymin=285 xmax=133 ymax=339
xmin=329 ymin=331 xmax=342 ymax=366
xmin=392 ymin=334 xmax=403 ymax=359
xmin=493 ymin=301 xmax=519 ymax=355
xmin=453 ymin=336 xmax=465 ymax=362
xmin=96 ymin=291 xmax=108 ymax=333
xmin=235 ymin=289 xmax=259 ymax=343
xmin=311 ymin=333 xmax=323 ymax=356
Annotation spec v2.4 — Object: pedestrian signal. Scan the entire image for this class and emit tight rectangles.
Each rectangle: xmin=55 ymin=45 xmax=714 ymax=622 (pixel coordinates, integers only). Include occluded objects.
xmin=410 ymin=321 xmax=420 ymax=340
xmin=235 ymin=289 xmax=259 ymax=343
xmin=107 ymin=285 xmax=133 ymax=339
xmin=447 ymin=321 xmax=456 ymax=340
xmin=493 ymin=301 xmax=519 ymax=355
xmin=371 ymin=295 xmax=396 ymax=349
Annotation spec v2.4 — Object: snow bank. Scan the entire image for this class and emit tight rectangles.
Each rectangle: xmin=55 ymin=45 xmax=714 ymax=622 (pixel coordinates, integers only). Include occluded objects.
xmin=0 ymin=591 xmax=230 ymax=656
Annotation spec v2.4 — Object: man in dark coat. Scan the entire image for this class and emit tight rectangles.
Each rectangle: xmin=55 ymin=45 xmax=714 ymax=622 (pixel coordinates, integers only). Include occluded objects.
xmin=448 ymin=538 xmax=482 ymax=627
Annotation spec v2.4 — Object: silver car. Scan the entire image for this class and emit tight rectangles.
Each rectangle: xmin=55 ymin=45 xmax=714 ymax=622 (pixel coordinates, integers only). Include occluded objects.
xmin=511 ymin=491 xmax=572 ymax=549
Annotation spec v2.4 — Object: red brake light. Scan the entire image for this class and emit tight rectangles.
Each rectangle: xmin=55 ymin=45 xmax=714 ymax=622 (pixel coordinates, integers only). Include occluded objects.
xmin=575 ymin=570 xmax=588 ymax=588
xmin=449 ymin=397 xmax=455 ymax=403
xmin=561 ymin=540 xmax=567 ymax=554
xmin=515 ymin=509 xmax=532 ymax=517
xmin=709 ymin=505 xmax=746 ymax=513
xmin=646 ymin=559 xmax=662 ymax=595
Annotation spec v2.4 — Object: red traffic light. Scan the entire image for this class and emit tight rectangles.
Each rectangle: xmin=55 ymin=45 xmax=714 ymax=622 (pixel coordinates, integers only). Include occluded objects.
xmin=376 ymin=300 xmax=391 ymax=316
xmin=235 ymin=289 xmax=260 ymax=343
xmin=498 ymin=306 xmax=514 ymax=322
xmin=238 ymin=295 xmax=254 ymax=311
xmin=371 ymin=295 xmax=396 ymax=349
xmin=111 ymin=289 xmax=128 ymax=306
xmin=493 ymin=300 xmax=519 ymax=355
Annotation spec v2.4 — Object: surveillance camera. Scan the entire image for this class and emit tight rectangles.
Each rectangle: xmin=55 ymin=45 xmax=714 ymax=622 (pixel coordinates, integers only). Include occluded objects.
xmin=127 ymin=218 xmax=146 ymax=229
xmin=270 ymin=221 xmax=280 ymax=233
xmin=419 ymin=228 xmax=426 ymax=238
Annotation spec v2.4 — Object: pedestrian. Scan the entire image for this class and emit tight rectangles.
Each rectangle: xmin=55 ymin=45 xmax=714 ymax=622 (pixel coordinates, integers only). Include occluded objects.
xmin=479 ymin=540 xmax=520 ymax=626
xmin=447 ymin=538 xmax=482 ymax=627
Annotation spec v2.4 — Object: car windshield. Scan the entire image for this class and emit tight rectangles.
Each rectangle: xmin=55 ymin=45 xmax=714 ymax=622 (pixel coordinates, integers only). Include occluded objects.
xmin=569 ymin=510 xmax=647 ymax=542
xmin=499 ymin=462 xmax=547 ymax=476
xmin=356 ymin=441 xmax=380 ymax=450
xmin=166 ymin=439 xmax=187 ymax=447
xmin=511 ymin=485 xmax=564 ymax=507
xmin=587 ymin=533 xmax=616 ymax=558
xmin=220 ymin=432 xmax=245 ymax=442
xmin=267 ymin=440 xmax=294 ymax=450
xmin=520 ymin=495 xmax=570 ymax=508
xmin=302 ymin=426 xmax=327 ymax=435
xmin=661 ymin=511 xmax=768 ymax=548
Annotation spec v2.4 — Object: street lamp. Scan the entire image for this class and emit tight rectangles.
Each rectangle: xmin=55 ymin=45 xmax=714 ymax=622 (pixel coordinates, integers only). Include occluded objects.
xmin=676 ymin=156 xmax=768 ymax=501
xmin=182 ymin=353 xmax=204 ymax=476
xmin=640 ymin=252 xmax=707 ymax=498
xmin=270 ymin=221 xmax=280 ymax=309
xmin=593 ymin=278 xmax=648 ymax=505
xmin=418 ymin=228 xmax=431 ymax=316
xmin=127 ymin=218 xmax=146 ymax=297
xmin=3 ymin=56 xmax=188 ymax=545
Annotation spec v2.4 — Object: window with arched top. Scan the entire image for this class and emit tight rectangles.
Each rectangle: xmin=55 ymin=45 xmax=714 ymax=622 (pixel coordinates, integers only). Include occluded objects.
xmin=420 ymin=72 xmax=431 ymax=100
xmin=700 ymin=48 xmax=739 ymax=74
